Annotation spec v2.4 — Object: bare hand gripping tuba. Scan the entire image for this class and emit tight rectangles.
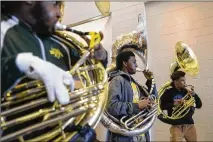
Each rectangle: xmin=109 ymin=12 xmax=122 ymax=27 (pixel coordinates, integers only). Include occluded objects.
xmin=158 ymin=41 xmax=199 ymax=121
xmin=0 ymin=22 xmax=108 ymax=142
xmin=101 ymin=14 xmax=157 ymax=136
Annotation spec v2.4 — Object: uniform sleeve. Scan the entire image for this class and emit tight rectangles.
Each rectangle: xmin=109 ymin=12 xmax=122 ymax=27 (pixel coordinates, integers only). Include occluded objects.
xmin=68 ymin=47 xmax=81 ymax=66
xmin=98 ymin=49 xmax=108 ymax=68
xmin=1 ymin=45 xmax=24 ymax=95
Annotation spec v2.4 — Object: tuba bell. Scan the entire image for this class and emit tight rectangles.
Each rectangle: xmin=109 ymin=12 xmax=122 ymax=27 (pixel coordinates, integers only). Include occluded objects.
xmin=101 ymin=14 xmax=157 ymax=136
xmin=0 ymin=22 xmax=108 ymax=142
xmin=158 ymin=41 xmax=199 ymax=121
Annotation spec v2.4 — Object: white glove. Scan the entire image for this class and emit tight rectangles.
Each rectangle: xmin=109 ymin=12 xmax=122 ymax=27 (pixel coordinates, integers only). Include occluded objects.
xmin=15 ymin=53 xmax=75 ymax=105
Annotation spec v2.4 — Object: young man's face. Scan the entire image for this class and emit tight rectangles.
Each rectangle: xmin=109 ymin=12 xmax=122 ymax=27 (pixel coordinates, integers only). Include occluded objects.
xmin=124 ymin=56 xmax=137 ymax=75
xmin=174 ymin=76 xmax=186 ymax=89
xmin=31 ymin=1 xmax=62 ymax=34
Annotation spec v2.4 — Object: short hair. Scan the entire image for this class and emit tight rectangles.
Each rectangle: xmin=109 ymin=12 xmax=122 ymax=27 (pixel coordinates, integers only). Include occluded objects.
xmin=1 ymin=1 xmax=23 ymax=14
xmin=118 ymin=44 xmax=139 ymax=53
xmin=116 ymin=50 xmax=135 ymax=70
xmin=171 ymin=71 xmax=186 ymax=81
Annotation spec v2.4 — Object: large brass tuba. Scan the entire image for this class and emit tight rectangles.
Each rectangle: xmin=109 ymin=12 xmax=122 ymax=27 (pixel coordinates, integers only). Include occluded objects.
xmin=101 ymin=14 xmax=157 ymax=136
xmin=0 ymin=22 xmax=108 ymax=142
xmin=158 ymin=41 xmax=199 ymax=120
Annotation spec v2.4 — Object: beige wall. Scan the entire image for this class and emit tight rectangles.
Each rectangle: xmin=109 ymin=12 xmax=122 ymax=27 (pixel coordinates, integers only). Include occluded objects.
xmin=62 ymin=2 xmax=145 ymax=67
xmin=145 ymin=2 xmax=213 ymax=141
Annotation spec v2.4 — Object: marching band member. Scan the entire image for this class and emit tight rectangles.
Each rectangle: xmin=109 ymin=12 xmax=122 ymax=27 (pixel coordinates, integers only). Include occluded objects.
xmin=1 ymin=1 xmax=107 ymax=141
xmin=159 ymin=71 xmax=202 ymax=142
xmin=107 ymin=46 xmax=158 ymax=142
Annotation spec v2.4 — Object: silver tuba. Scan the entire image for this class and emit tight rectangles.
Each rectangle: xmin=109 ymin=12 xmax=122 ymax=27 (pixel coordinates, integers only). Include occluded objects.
xmin=0 ymin=22 xmax=108 ymax=142
xmin=101 ymin=14 xmax=157 ymax=136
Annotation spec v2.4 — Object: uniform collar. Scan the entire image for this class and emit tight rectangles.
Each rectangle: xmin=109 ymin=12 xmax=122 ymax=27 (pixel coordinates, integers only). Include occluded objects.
xmin=10 ymin=15 xmax=34 ymax=33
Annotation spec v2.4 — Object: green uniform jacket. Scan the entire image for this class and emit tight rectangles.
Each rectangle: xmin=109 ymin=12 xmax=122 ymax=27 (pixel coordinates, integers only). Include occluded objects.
xmin=1 ymin=14 xmax=107 ymax=95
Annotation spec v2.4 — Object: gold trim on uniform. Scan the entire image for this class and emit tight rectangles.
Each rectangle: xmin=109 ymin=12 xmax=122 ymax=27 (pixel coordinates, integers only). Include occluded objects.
xmin=49 ymin=48 xmax=64 ymax=59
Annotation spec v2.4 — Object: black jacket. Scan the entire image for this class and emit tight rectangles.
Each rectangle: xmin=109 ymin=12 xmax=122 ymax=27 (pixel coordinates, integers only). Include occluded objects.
xmin=159 ymin=83 xmax=202 ymax=125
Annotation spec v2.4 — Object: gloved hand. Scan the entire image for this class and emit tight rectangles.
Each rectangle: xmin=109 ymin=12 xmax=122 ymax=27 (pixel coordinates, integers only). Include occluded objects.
xmin=15 ymin=53 xmax=75 ymax=105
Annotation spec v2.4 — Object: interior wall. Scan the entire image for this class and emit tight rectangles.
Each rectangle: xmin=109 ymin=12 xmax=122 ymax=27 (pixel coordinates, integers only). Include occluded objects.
xmin=62 ymin=2 xmax=145 ymax=66
xmin=62 ymin=2 xmax=101 ymax=25
xmin=62 ymin=2 xmax=143 ymax=26
xmin=145 ymin=2 xmax=213 ymax=141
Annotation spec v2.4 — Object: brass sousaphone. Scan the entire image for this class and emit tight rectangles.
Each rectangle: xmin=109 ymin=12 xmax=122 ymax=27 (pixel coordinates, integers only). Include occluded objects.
xmin=101 ymin=14 xmax=157 ymax=136
xmin=158 ymin=41 xmax=199 ymax=121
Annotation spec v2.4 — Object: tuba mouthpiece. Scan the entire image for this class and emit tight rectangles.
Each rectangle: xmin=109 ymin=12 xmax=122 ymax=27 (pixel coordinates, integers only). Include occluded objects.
xmin=54 ymin=22 xmax=87 ymax=36
xmin=136 ymin=68 xmax=144 ymax=72
xmin=55 ymin=22 xmax=67 ymax=31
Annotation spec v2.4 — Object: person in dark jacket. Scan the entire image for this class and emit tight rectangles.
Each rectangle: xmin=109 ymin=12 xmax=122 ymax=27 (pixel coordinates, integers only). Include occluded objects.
xmin=1 ymin=1 xmax=107 ymax=141
xmin=107 ymin=48 xmax=158 ymax=142
xmin=159 ymin=71 xmax=202 ymax=142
